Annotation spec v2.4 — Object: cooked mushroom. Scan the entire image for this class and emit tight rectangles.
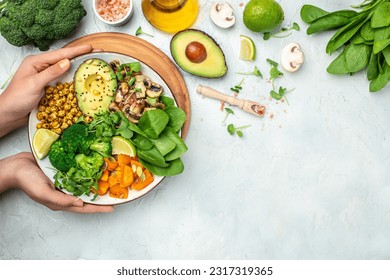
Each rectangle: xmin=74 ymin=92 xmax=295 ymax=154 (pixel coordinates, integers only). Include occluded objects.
xmin=146 ymin=82 xmax=163 ymax=98
xmin=109 ymin=102 xmax=120 ymax=112
xmin=143 ymin=78 xmax=152 ymax=89
xmin=281 ymin=43 xmax=305 ymax=72
xmin=209 ymin=2 xmax=235 ymax=28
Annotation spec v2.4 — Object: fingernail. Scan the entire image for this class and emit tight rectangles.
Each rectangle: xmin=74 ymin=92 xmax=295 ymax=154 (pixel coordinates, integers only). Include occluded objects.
xmin=73 ymin=199 xmax=83 ymax=207
xmin=59 ymin=59 xmax=70 ymax=69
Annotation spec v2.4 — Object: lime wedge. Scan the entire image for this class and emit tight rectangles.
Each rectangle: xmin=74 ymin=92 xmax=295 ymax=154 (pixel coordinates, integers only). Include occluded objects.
xmin=111 ymin=136 xmax=136 ymax=157
xmin=240 ymin=35 xmax=256 ymax=61
xmin=32 ymin=129 xmax=60 ymax=159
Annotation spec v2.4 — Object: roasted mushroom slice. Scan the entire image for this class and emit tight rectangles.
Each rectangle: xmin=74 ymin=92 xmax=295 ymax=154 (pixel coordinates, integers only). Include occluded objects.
xmin=143 ymin=78 xmax=152 ymax=89
xmin=146 ymin=82 xmax=163 ymax=98
xmin=109 ymin=102 xmax=120 ymax=112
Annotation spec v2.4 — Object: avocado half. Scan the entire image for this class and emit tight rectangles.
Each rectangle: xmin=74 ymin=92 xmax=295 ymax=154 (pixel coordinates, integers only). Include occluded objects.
xmin=170 ymin=29 xmax=228 ymax=78
xmin=74 ymin=58 xmax=118 ymax=116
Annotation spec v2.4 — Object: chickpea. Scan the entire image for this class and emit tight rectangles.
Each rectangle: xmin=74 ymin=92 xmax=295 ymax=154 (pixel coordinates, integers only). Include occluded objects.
xmin=73 ymin=116 xmax=79 ymax=123
xmin=41 ymin=112 xmax=48 ymax=119
xmin=53 ymin=88 xmax=59 ymax=94
xmin=38 ymin=105 xmax=46 ymax=112
xmin=84 ymin=115 xmax=93 ymax=123
xmin=39 ymin=98 xmax=48 ymax=106
xmin=69 ymin=84 xmax=75 ymax=92
xmin=48 ymin=100 xmax=56 ymax=107
xmin=64 ymin=104 xmax=72 ymax=111
xmin=50 ymin=121 xmax=60 ymax=129
xmin=56 ymin=83 xmax=64 ymax=91
xmin=63 ymin=89 xmax=69 ymax=95
xmin=36 ymin=123 xmax=42 ymax=129
xmin=76 ymin=112 xmax=83 ymax=117
xmin=45 ymin=107 xmax=51 ymax=114
xmin=45 ymin=94 xmax=53 ymax=100
xmin=64 ymin=82 xmax=70 ymax=88
xmin=59 ymin=91 xmax=64 ymax=97
xmin=42 ymin=123 xmax=49 ymax=129
xmin=46 ymin=86 xmax=54 ymax=94
xmin=67 ymin=93 xmax=74 ymax=100
xmin=50 ymin=112 xmax=58 ymax=120
xmin=61 ymin=123 xmax=69 ymax=131
xmin=55 ymin=99 xmax=63 ymax=107
xmin=70 ymin=108 xmax=79 ymax=115
xmin=50 ymin=106 xmax=57 ymax=113
xmin=67 ymin=120 xmax=73 ymax=126
xmin=37 ymin=112 xmax=44 ymax=120
xmin=58 ymin=110 xmax=66 ymax=117
xmin=66 ymin=112 xmax=73 ymax=119
xmin=53 ymin=128 xmax=62 ymax=134
xmin=53 ymin=93 xmax=60 ymax=100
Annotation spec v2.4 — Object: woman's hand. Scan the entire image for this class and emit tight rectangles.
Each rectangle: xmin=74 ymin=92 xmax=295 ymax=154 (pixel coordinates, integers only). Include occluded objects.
xmin=0 ymin=45 xmax=93 ymax=137
xmin=0 ymin=153 xmax=114 ymax=213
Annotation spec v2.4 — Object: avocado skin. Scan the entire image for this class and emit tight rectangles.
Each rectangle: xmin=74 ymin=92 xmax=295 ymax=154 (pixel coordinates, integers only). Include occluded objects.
xmin=74 ymin=58 xmax=118 ymax=116
xmin=170 ymin=29 xmax=228 ymax=78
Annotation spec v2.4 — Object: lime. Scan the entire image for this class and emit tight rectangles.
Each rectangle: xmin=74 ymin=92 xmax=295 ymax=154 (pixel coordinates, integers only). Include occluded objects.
xmin=32 ymin=129 xmax=60 ymax=159
xmin=111 ymin=136 xmax=136 ymax=157
xmin=240 ymin=35 xmax=256 ymax=61
xmin=243 ymin=0 xmax=284 ymax=32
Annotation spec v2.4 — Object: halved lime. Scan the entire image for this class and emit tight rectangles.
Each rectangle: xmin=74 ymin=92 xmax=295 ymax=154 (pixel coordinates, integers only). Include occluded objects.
xmin=32 ymin=129 xmax=60 ymax=159
xmin=240 ymin=35 xmax=256 ymax=61
xmin=111 ymin=136 xmax=136 ymax=157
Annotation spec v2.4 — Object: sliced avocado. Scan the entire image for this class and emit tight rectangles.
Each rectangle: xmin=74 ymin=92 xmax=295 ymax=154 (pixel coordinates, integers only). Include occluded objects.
xmin=170 ymin=29 xmax=228 ymax=78
xmin=74 ymin=58 xmax=118 ymax=116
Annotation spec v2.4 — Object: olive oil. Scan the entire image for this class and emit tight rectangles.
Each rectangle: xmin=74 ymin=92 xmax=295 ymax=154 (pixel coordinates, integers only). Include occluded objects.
xmin=142 ymin=0 xmax=199 ymax=33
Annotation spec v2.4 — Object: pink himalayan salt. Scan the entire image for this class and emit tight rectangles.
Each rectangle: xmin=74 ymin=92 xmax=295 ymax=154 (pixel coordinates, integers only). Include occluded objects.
xmin=97 ymin=0 xmax=130 ymax=22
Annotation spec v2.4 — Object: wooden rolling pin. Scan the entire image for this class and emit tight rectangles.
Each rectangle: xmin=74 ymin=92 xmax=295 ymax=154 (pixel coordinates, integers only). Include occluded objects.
xmin=196 ymin=85 xmax=266 ymax=117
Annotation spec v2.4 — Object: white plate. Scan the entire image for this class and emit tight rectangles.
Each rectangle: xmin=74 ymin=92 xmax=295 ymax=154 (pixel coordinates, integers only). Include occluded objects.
xmin=28 ymin=52 xmax=174 ymax=205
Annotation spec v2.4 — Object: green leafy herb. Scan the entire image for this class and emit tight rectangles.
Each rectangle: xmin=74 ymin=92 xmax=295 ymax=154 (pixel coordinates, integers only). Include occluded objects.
xmin=221 ymin=107 xmax=234 ymax=126
xmin=227 ymin=124 xmax=251 ymax=137
xmin=263 ymin=22 xmax=301 ymax=40
xmin=230 ymin=78 xmax=245 ymax=94
xmin=135 ymin=26 xmax=154 ymax=37
xmin=236 ymin=66 xmax=263 ymax=78
xmin=301 ymin=0 xmax=390 ymax=92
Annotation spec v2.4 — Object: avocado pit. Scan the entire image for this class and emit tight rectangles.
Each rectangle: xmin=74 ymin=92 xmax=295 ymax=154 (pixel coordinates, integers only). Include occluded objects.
xmin=185 ymin=41 xmax=207 ymax=63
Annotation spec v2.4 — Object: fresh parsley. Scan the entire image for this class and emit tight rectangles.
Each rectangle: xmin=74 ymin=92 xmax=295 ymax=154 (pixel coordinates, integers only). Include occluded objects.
xmin=227 ymin=124 xmax=251 ymax=137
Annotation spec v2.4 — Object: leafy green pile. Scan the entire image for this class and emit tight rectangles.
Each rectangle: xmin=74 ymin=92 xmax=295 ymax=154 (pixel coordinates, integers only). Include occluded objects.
xmin=0 ymin=0 xmax=86 ymax=51
xmin=301 ymin=0 xmax=390 ymax=92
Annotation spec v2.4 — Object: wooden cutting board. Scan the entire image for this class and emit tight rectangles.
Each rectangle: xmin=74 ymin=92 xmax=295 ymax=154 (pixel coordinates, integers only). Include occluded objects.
xmin=64 ymin=32 xmax=191 ymax=139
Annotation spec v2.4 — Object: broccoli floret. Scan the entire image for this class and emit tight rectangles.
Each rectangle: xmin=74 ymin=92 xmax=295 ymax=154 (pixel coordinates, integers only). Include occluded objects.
xmin=0 ymin=0 xmax=86 ymax=51
xmin=61 ymin=123 xmax=88 ymax=152
xmin=79 ymin=132 xmax=96 ymax=155
xmin=75 ymin=153 xmax=104 ymax=172
xmin=48 ymin=140 xmax=76 ymax=172
xmin=90 ymin=137 xmax=112 ymax=158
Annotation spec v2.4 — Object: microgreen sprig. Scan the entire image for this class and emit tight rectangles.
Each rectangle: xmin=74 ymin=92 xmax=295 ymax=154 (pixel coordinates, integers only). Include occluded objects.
xmin=221 ymin=107 xmax=234 ymax=126
xmin=135 ymin=26 xmax=154 ymax=37
xmin=263 ymin=22 xmax=300 ymax=40
xmin=227 ymin=124 xmax=251 ymax=137
xmin=236 ymin=66 xmax=263 ymax=78
xmin=230 ymin=78 xmax=245 ymax=94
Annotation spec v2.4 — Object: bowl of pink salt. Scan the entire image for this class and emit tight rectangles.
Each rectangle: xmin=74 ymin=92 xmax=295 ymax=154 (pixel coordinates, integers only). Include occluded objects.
xmin=93 ymin=0 xmax=133 ymax=26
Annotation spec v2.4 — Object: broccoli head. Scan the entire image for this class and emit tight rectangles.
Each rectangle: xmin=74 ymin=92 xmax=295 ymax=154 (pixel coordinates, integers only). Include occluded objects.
xmin=61 ymin=123 xmax=88 ymax=153
xmin=0 ymin=0 xmax=86 ymax=51
xmin=75 ymin=152 xmax=104 ymax=173
xmin=90 ymin=137 xmax=112 ymax=158
xmin=48 ymin=140 xmax=76 ymax=172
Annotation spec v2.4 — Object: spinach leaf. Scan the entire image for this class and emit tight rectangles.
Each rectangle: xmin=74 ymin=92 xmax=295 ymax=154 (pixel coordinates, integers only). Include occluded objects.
xmin=150 ymin=133 xmax=176 ymax=156
xmin=360 ymin=21 xmax=375 ymax=41
xmin=371 ymin=2 xmax=390 ymax=28
xmin=300 ymin=4 xmax=329 ymax=23
xmin=163 ymin=127 xmax=188 ymax=161
xmin=345 ymin=43 xmax=371 ymax=72
xmin=352 ymin=32 xmax=366 ymax=44
xmin=369 ymin=61 xmax=390 ymax=92
xmin=367 ymin=51 xmax=379 ymax=80
xmin=373 ymin=39 xmax=390 ymax=54
xmin=137 ymin=146 xmax=169 ymax=168
xmin=138 ymin=109 xmax=169 ymax=139
xmin=164 ymin=106 xmax=186 ymax=132
xmin=307 ymin=15 xmax=351 ymax=35
xmin=383 ymin=46 xmax=390 ymax=65
xmin=139 ymin=158 xmax=184 ymax=177
xmin=326 ymin=47 xmax=350 ymax=74
xmin=160 ymin=96 xmax=175 ymax=107
xmin=131 ymin=133 xmax=153 ymax=150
